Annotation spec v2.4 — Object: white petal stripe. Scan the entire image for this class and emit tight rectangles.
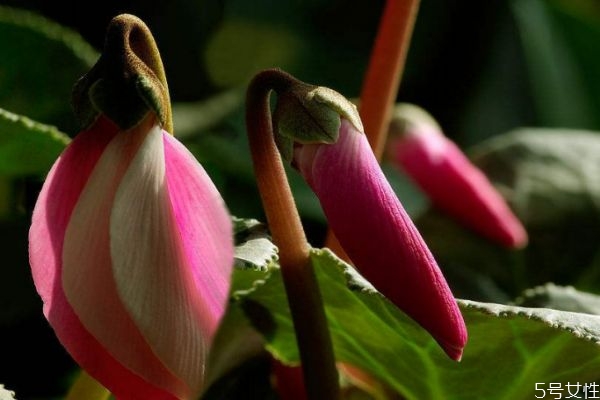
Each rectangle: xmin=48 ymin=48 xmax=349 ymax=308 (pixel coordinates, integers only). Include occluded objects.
xmin=110 ymin=125 xmax=208 ymax=397
xmin=62 ymin=128 xmax=188 ymax=398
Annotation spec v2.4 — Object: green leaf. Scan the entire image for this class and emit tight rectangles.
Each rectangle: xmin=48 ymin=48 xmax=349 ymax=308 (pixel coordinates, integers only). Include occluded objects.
xmin=547 ymin=0 xmax=600 ymax=126
xmin=511 ymin=0 xmax=598 ymax=128
xmin=0 ymin=6 xmax=98 ymax=131
xmin=473 ymin=129 xmax=600 ymax=228
xmin=0 ymin=108 xmax=70 ymax=177
xmin=516 ymin=283 xmax=600 ymax=315
xmin=235 ymin=248 xmax=600 ymax=400
xmin=233 ymin=217 xmax=278 ymax=271
xmin=475 ymin=129 xmax=600 ymax=291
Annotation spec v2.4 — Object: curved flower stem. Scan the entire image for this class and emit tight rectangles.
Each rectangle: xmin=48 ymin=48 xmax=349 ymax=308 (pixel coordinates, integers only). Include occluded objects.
xmin=246 ymin=69 xmax=340 ymax=400
xmin=72 ymin=14 xmax=173 ymax=133
xmin=325 ymin=0 xmax=420 ymax=257
xmin=66 ymin=371 xmax=110 ymax=400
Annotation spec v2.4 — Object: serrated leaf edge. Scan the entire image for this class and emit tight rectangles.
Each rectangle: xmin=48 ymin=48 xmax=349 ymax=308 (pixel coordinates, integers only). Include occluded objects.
xmin=459 ymin=299 xmax=600 ymax=345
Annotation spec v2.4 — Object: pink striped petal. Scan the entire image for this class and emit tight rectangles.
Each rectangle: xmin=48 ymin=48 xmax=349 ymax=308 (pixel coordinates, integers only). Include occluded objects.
xmin=163 ymin=133 xmax=233 ymax=331
xmin=29 ymin=117 xmax=178 ymax=399
xmin=294 ymin=119 xmax=467 ymax=360
xmin=394 ymin=127 xmax=527 ymax=248
xmin=110 ymin=126 xmax=232 ymax=397
xmin=62 ymin=124 xmax=189 ymax=398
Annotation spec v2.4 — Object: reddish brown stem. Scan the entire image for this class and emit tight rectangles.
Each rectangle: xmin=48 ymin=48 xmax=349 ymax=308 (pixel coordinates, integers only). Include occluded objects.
xmin=246 ymin=69 xmax=340 ymax=400
xmin=360 ymin=0 xmax=420 ymax=159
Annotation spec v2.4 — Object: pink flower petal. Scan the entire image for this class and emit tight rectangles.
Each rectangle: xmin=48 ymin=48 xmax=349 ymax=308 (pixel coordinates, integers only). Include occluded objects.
xmin=110 ymin=126 xmax=232 ymax=397
xmin=295 ymin=119 xmax=467 ymax=360
xmin=29 ymin=117 xmax=178 ymax=399
xmin=163 ymin=133 xmax=233 ymax=331
xmin=62 ymin=124 xmax=189 ymax=398
xmin=394 ymin=129 xmax=527 ymax=248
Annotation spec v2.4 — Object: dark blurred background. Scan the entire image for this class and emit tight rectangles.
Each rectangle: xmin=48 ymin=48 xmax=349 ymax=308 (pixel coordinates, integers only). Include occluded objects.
xmin=1 ymin=0 xmax=600 ymax=398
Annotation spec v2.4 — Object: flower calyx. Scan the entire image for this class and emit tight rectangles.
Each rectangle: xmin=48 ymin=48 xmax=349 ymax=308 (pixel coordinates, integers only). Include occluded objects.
xmin=272 ymin=77 xmax=363 ymax=161
xmin=72 ymin=14 xmax=173 ymax=133
xmin=388 ymin=103 xmax=442 ymax=139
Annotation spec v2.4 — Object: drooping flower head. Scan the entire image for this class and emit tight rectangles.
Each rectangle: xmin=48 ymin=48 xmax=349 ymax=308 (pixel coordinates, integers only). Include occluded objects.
xmin=388 ymin=103 xmax=528 ymax=248
xmin=272 ymin=78 xmax=467 ymax=360
xmin=28 ymin=15 xmax=233 ymax=399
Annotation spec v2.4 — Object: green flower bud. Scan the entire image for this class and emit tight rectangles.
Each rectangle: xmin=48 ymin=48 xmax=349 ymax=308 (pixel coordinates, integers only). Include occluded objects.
xmin=272 ymin=77 xmax=363 ymax=161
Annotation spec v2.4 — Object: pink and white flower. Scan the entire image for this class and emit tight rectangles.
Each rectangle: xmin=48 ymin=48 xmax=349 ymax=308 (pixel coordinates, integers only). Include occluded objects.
xmin=29 ymin=116 xmax=233 ymax=399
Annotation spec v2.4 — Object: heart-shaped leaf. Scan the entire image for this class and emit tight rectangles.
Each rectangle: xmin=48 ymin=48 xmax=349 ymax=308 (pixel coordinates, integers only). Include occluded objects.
xmin=234 ymin=248 xmax=600 ymax=399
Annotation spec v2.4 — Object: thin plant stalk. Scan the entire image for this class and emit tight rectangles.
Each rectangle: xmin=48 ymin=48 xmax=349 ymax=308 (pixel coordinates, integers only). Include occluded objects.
xmin=246 ymin=69 xmax=340 ymax=400
xmin=360 ymin=0 xmax=420 ymax=158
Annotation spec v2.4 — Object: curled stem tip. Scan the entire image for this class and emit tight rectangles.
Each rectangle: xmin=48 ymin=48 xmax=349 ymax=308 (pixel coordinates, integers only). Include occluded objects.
xmin=246 ymin=69 xmax=309 ymax=267
xmin=73 ymin=14 xmax=173 ymax=133
xmin=246 ymin=68 xmax=340 ymax=399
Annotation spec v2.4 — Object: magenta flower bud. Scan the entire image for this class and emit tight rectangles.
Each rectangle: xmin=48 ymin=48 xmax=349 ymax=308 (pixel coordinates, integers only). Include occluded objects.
xmin=389 ymin=104 xmax=528 ymax=248
xmin=29 ymin=116 xmax=233 ymax=399
xmin=293 ymin=118 xmax=467 ymax=361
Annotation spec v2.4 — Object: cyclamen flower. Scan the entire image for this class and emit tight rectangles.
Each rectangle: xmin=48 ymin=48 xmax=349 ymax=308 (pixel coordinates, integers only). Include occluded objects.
xmin=29 ymin=115 xmax=233 ymax=399
xmin=389 ymin=104 xmax=527 ymax=248
xmin=293 ymin=118 xmax=467 ymax=360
